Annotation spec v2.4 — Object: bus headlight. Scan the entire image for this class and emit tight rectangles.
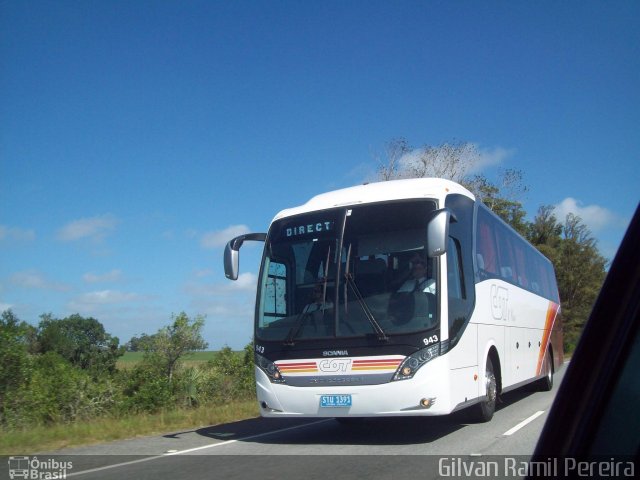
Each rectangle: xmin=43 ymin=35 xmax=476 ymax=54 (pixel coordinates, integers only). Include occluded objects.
xmin=392 ymin=344 xmax=440 ymax=381
xmin=255 ymin=353 xmax=285 ymax=384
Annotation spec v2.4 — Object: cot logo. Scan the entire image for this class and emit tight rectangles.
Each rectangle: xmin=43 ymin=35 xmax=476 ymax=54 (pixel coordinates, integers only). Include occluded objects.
xmin=491 ymin=285 xmax=510 ymax=321
xmin=318 ymin=358 xmax=351 ymax=373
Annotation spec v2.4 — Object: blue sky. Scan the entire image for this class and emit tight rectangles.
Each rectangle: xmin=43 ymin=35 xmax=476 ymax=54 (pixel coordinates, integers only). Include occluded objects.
xmin=1 ymin=0 xmax=638 ymax=349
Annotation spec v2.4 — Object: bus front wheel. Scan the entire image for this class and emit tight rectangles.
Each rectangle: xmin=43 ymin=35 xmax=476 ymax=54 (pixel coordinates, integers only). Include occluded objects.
xmin=471 ymin=357 xmax=497 ymax=423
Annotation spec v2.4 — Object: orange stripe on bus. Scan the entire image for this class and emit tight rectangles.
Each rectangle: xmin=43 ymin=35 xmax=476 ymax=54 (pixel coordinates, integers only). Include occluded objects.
xmin=352 ymin=366 xmax=397 ymax=371
xmin=536 ymin=302 xmax=560 ymax=375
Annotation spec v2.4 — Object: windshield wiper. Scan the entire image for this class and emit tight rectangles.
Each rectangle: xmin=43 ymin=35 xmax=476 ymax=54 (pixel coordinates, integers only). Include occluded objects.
xmin=285 ymin=246 xmax=333 ymax=346
xmin=344 ymin=272 xmax=388 ymax=341
xmin=283 ymin=311 xmax=311 ymax=346
xmin=343 ymin=244 xmax=388 ymax=342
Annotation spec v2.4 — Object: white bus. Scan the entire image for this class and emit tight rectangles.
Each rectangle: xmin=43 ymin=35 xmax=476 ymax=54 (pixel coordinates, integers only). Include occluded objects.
xmin=224 ymin=178 xmax=563 ymax=422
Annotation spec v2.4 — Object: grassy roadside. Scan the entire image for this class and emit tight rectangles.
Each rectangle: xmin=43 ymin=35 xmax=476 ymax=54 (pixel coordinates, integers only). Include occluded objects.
xmin=0 ymin=400 xmax=259 ymax=455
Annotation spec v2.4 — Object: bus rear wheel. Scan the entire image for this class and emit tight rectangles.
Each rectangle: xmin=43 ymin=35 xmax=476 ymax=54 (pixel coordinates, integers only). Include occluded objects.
xmin=471 ymin=357 xmax=497 ymax=423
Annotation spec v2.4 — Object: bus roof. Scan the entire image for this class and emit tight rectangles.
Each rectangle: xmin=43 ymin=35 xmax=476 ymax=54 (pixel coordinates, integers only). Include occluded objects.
xmin=273 ymin=178 xmax=475 ymax=221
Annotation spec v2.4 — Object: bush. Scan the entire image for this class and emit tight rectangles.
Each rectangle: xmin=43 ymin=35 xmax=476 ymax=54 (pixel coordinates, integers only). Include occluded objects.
xmin=37 ymin=314 xmax=125 ymax=373
xmin=2 ymin=352 xmax=121 ymax=428
xmin=208 ymin=345 xmax=255 ymax=401
xmin=118 ymin=365 xmax=175 ymax=414
xmin=1 ymin=307 xmax=257 ymax=430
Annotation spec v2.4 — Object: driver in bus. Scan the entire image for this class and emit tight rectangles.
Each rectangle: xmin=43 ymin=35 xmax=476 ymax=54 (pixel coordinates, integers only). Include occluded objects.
xmin=397 ymin=254 xmax=436 ymax=295
xmin=303 ymin=283 xmax=334 ymax=313
xmin=300 ymin=282 xmax=334 ymax=336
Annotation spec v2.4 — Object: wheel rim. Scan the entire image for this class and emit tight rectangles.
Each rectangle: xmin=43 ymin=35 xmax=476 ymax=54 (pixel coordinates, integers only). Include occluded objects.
xmin=486 ymin=370 xmax=497 ymax=407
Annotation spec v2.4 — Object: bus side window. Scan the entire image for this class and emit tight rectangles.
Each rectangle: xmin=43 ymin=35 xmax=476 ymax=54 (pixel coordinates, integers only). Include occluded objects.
xmin=447 ymin=237 xmax=464 ymax=300
xmin=495 ymin=223 xmax=517 ymax=283
xmin=476 ymin=208 xmax=499 ymax=279
xmin=264 ymin=261 xmax=287 ymax=320
xmin=513 ymin=240 xmax=529 ymax=288
xmin=446 ymin=193 xmax=476 ymax=346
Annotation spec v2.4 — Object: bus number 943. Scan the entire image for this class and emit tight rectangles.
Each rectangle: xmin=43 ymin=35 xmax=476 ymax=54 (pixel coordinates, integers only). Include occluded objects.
xmin=423 ymin=335 xmax=438 ymax=346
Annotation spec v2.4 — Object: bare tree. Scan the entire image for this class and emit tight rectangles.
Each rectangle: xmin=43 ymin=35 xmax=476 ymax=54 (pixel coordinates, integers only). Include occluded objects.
xmin=408 ymin=141 xmax=478 ymax=182
xmin=377 ymin=138 xmax=480 ymax=183
xmin=376 ymin=137 xmax=411 ymax=181
xmin=375 ymin=137 xmax=530 ymax=234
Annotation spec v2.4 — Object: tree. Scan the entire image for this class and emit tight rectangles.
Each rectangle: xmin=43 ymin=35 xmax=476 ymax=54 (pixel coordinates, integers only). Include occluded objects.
xmin=376 ymin=137 xmax=411 ymax=181
xmin=526 ymin=209 xmax=607 ymax=351
xmin=376 ymin=138 xmax=477 ymax=182
xmin=125 ymin=333 xmax=157 ymax=352
xmin=463 ymin=170 xmax=529 ymax=235
xmin=526 ymin=205 xmax=563 ymax=248
xmin=143 ymin=312 xmax=208 ymax=381
xmin=37 ymin=314 xmax=125 ymax=373
xmin=0 ymin=310 xmax=34 ymax=413
xmin=375 ymin=136 xmax=608 ymax=352
xmin=376 ymin=138 xmax=529 ymax=235
xmin=555 ymin=214 xmax=607 ymax=351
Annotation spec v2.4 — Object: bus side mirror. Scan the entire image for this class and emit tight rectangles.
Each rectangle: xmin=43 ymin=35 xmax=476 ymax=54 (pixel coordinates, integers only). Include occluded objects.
xmin=427 ymin=209 xmax=457 ymax=258
xmin=223 ymin=233 xmax=267 ymax=280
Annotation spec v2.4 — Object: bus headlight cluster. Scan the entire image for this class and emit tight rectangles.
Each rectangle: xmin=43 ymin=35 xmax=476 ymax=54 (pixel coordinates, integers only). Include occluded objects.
xmin=255 ymin=353 xmax=285 ymax=384
xmin=392 ymin=344 xmax=440 ymax=381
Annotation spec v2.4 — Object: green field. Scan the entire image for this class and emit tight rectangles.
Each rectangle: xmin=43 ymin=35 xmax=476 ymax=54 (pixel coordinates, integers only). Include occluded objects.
xmin=116 ymin=350 xmax=238 ymax=368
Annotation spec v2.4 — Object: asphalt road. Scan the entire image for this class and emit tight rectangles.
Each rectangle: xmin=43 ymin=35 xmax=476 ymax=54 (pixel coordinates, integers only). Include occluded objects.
xmin=3 ymin=366 xmax=567 ymax=480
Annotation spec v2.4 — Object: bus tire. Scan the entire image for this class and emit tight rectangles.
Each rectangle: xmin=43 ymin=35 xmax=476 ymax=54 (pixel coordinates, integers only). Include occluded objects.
xmin=471 ymin=357 xmax=497 ymax=423
xmin=537 ymin=348 xmax=554 ymax=392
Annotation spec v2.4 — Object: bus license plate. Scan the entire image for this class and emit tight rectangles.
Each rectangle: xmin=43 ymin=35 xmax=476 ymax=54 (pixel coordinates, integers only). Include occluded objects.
xmin=320 ymin=394 xmax=352 ymax=408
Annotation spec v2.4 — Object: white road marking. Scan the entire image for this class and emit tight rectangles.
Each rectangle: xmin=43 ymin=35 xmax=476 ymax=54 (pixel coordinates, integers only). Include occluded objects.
xmin=68 ymin=419 xmax=332 ymax=477
xmin=503 ymin=410 xmax=545 ymax=436
xmin=67 ymin=456 xmax=164 ymax=478
xmin=162 ymin=419 xmax=331 ymax=455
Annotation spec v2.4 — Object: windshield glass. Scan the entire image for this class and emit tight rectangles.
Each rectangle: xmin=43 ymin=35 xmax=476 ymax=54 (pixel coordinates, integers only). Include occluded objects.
xmin=256 ymin=200 xmax=438 ymax=342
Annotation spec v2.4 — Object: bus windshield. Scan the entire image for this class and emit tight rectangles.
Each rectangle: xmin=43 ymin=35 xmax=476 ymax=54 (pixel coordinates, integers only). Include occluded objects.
xmin=256 ymin=200 xmax=439 ymax=342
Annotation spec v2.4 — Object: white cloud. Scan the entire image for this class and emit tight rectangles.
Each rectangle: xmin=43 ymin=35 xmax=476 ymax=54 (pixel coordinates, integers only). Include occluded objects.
xmin=397 ymin=149 xmax=423 ymax=172
xmin=75 ymin=290 xmax=141 ymax=304
xmin=67 ymin=290 xmax=147 ymax=314
xmin=554 ymin=198 xmax=625 ymax=233
xmin=183 ymin=272 xmax=258 ymax=321
xmin=0 ymin=225 xmax=36 ymax=243
xmin=0 ymin=303 xmax=13 ymax=312
xmin=200 ymin=224 xmax=251 ymax=249
xmin=56 ymin=214 xmax=119 ymax=242
xmin=82 ymin=269 xmax=123 ymax=284
xmin=395 ymin=143 xmax=514 ymax=179
xmin=185 ymin=272 xmax=258 ymax=296
xmin=194 ymin=268 xmax=214 ymax=278
xmin=231 ymin=272 xmax=259 ymax=292
xmin=10 ymin=270 xmax=71 ymax=292
xmin=470 ymin=146 xmax=516 ymax=174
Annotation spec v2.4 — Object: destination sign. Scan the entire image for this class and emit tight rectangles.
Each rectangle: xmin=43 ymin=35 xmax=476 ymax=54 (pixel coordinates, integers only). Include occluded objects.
xmin=286 ymin=221 xmax=334 ymax=238
xmin=270 ymin=210 xmax=342 ymax=243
